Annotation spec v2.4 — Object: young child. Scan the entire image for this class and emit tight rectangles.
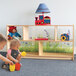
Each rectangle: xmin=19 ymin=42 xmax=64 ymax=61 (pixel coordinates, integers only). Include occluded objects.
xmin=7 ymin=39 xmax=21 ymax=64
xmin=0 ymin=34 xmax=13 ymax=65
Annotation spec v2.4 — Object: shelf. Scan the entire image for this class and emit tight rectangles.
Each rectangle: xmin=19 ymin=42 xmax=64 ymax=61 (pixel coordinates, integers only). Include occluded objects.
xmin=7 ymin=25 xmax=35 ymax=27
xmin=7 ymin=25 xmax=74 ymax=27
xmin=55 ymin=40 xmax=73 ymax=42
xmin=20 ymin=39 xmax=73 ymax=42
xmin=22 ymin=52 xmax=73 ymax=60
xmin=7 ymin=25 xmax=74 ymax=60
xmin=20 ymin=39 xmax=55 ymax=42
xmin=7 ymin=39 xmax=73 ymax=42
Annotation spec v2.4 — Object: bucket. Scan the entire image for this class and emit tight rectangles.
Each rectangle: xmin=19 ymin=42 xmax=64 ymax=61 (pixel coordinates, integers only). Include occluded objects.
xmin=9 ymin=64 xmax=15 ymax=72
xmin=15 ymin=63 xmax=21 ymax=71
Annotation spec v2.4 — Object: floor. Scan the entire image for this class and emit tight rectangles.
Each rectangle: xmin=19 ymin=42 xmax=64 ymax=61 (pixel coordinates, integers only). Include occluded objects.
xmin=0 ymin=58 xmax=76 ymax=76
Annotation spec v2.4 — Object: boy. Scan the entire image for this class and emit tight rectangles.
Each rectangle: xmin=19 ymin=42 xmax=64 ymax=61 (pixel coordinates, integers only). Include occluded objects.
xmin=0 ymin=34 xmax=13 ymax=65
xmin=7 ymin=39 xmax=21 ymax=63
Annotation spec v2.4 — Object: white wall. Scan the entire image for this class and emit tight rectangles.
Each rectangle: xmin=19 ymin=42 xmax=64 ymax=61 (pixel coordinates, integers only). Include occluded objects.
xmin=0 ymin=0 xmax=76 ymax=52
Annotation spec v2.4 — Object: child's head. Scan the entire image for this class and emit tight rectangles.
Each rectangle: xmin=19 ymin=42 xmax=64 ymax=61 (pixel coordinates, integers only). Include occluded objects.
xmin=10 ymin=39 xmax=20 ymax=50
xmin=0 ymin=34 xmax=7 ymax=50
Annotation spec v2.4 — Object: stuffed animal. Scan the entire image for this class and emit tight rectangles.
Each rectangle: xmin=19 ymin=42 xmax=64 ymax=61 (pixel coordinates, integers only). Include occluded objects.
xmin=8 ymin=26 xmax=21 ymax=40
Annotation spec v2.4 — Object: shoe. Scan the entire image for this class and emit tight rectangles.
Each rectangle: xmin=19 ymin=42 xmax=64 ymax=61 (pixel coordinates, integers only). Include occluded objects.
xmin=2 ymin=63 xmax=7 ymax=69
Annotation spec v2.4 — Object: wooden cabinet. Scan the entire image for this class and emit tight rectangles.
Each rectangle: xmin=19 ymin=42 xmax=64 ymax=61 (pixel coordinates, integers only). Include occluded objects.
xmin=7 ymin=25 xmax=74 ymax=60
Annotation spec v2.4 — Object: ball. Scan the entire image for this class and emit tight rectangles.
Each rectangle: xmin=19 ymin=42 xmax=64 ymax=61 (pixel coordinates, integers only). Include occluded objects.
xmin=21 ymin=51 xmax=26 ymax=56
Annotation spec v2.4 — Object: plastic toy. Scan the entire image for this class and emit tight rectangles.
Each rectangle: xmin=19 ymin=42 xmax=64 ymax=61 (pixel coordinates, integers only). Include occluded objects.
xmin=9 ymin=64 xmax=15 ymax=72
xmin=8 ymin=26 xmax=21 ymax=40
xmin=35 ymin=15 xmax=51 ymax=25
xmin=35 ymin=3 xmax=51 ymax=25
xmin=35 ymin=38 xmax=48 ymax=40
xmin=15 ymin=63 xmax=21 ymax=71
xmin=9 ymin=63 xmax=21 ymax=71
xmin=61 ymin=33 xmax=69 ymax=41
xmin=44 ymin=29 xmax=49 ymax=38
xmin=21 ymin=51 xmax=26 ymax=56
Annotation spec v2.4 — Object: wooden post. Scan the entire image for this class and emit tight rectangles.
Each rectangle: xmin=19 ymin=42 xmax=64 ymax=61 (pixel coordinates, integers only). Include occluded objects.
xmin=39 ymin=41 xmax=43 ymax=56
xmin=7 ymin=26 xmax=9 ymax=36
xmin=6 ymin=26 xmax=10 ymax=51
xmin=54 ymin=26 xmax=58 ymax=41
xmin=73 ymin=24 xmax=74 ymax=60
xmin=23 ymin=26 xmax=29 ymax=40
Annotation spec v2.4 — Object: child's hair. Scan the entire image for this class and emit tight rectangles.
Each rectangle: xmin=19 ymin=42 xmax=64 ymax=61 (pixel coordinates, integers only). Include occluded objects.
xmin=10 ymin=39 xmax=20 ymax=48
xmin=0 ymin=34 xmax=7 ymax=42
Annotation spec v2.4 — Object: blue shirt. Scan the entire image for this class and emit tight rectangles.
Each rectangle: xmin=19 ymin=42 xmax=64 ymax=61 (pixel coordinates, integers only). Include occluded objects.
xmin=8 ymin=32 xmax=20 ymax=37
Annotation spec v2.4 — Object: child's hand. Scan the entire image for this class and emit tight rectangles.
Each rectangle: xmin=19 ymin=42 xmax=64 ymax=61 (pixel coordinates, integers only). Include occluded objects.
xmin=0 ymin=54 xmax=14 ymax=65
xmin=5 ymin=58 xmax=14 ymax=65
xmin=9 ymin=61 xmax=14 ymax=65
xmin=15 ymin=60 xmax=19 ymax=63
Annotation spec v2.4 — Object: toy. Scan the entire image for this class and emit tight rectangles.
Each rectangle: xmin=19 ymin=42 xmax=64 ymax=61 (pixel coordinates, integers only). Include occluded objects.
xmin=44 ymin=29 xmax=49 ymax=38
xmin=61 ymin=33 xmax=69 ymax=41
xmin=15 ymin=63 xmax=21 ymax=71
xmin=9 ymin=63 xmax=21 ymax=72
xmin=9 ymin=64 xmax=15 ymax=72
xmin=35 ymin=38 xmax=48 ymax=40
xmin=21 ymin=51 xmax=26 ymax=56
xmin=35 ymin=15 xmax=51 ymax=25
xmin=35 ymin=29 xmax=50 ymax=40
xmin=35 ymin=3 xmax=51 ymax=25
xmin=8 ymin=26 xmax=21 ymax=40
